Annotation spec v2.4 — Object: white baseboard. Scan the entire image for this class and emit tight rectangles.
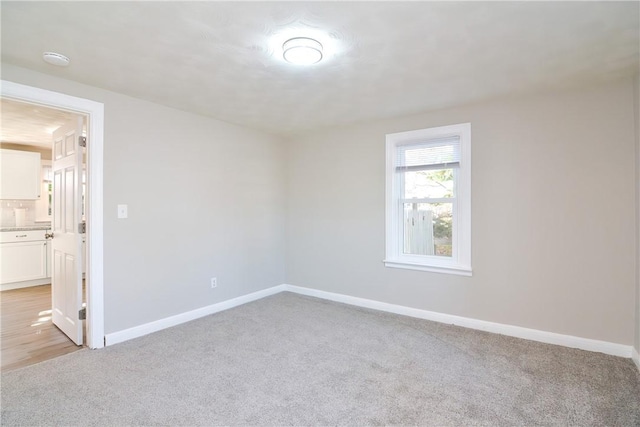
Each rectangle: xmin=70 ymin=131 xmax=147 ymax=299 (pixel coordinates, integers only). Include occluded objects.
xmin=104 ymin=285 xmax=286 ymax=346
xmin=1 ymin=278 xmax=50 ymax=291
xmin=103 ymin=282 xmax=634 ymax=360
xmin=283 ymin=284 xmax=633 ymax=358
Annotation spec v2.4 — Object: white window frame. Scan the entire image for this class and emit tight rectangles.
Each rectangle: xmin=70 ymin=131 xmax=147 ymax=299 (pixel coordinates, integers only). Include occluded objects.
xmin=384 ymin=123 xmax=471 ymax=276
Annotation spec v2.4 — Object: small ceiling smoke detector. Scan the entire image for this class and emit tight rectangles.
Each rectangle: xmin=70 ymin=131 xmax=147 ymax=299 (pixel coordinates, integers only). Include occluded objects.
xmin=283 ymin=37 xmax=323 ymax=65
xmin=42 ymin=52 xmax=70 ymax=67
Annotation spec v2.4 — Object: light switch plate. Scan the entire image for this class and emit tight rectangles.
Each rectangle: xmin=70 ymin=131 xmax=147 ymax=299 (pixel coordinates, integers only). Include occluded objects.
xmin=117 ymin=204 xmax=128 ymax=219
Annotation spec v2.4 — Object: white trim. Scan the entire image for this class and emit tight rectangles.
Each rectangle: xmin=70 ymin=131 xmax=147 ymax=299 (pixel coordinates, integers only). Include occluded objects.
xmin=102 ymin=283 xmax=633 ymax=359
xmin=1 ymin=278 xmax=51 ymax=292
xmin=383 ymin=260 xmax=472 ymax=276
xmin=104 ymin=285 xmax=287 ymax=346
xmin=282 ymin=284 xmax=632 ymax=358
xmin=1 ymin=80 xmax=105 ymax=349
xmin=633 ymin=347 xmax=640 ymax=372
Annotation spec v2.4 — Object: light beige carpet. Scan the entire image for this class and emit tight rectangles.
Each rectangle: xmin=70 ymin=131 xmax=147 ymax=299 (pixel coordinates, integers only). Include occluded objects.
xmin=2 ymin=292 xmax=639 ymax=425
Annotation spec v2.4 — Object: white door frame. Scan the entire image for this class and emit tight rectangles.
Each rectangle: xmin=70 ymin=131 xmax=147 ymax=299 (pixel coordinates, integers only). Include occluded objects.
xmin=2 ymin=80 xmax=105 ymax=349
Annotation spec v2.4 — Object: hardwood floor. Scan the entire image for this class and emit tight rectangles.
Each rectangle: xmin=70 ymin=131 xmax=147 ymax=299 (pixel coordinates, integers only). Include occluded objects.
xmin=1 ymin=284 xmax=82 ymax=372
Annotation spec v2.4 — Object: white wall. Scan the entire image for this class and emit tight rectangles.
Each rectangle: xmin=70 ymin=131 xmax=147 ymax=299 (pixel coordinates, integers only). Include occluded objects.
xmin=2 ymin=64 xmax=287 ymax=334
xmin=286 ymin=79 xmax=637 ymax=345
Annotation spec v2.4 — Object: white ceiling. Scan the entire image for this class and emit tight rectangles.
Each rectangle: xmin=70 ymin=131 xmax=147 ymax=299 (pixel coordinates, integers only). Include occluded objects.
xmin=0 ymin=98 xmax=78 ymax=147
xmin=1 ymin=2 xmax=638 ymax=136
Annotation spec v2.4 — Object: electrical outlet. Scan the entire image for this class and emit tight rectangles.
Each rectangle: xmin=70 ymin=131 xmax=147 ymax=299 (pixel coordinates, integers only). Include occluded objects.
xmin=210 ymin=277 xmax=217 ymax=288
xmin=117 ymin=204 xmax=128 ymax=219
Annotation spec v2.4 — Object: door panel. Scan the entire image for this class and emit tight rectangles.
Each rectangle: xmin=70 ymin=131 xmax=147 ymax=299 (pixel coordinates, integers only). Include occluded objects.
xmin=65 ymin=168 xmax=75 ymax=231
xmin=51 ymin=117 xmax=84 ymax=346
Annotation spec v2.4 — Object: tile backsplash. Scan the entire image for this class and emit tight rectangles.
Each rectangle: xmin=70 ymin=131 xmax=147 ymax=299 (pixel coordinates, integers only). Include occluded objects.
xmin=0 ymin=200 xmax=38 ymax=227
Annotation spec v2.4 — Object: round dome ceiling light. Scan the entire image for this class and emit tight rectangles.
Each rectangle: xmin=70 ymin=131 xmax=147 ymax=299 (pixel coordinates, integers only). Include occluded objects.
xmin=42 ymin=52 xmax=70 ymax=67
xmin=282 ymin=37 xmax=323 ymax=65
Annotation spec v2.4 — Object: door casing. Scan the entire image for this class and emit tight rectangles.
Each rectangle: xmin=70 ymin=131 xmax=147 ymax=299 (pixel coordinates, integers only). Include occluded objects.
xmin=2 ymin=80 xmax=105 ymax=349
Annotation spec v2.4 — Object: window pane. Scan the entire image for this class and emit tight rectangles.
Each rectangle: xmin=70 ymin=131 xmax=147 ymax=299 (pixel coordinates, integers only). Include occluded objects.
xmin=403 ymin=202 xmax=452 ymax=257
xmin=403 ymin=169 xmax=454 ymax=199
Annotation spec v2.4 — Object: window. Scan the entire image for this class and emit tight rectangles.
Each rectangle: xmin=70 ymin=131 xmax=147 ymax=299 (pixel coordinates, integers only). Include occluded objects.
xmin=35 ymin=162 xmax=53 ymax=221
xmin=385 ymin=123 xmax=471 ymax=275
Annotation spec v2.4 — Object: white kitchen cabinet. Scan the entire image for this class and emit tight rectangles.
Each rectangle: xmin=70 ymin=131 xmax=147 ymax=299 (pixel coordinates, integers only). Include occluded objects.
xmin=0 ymin=230 xmax=50 ymax=287
xmin=0 ymin=149 xmax=41 ymax=200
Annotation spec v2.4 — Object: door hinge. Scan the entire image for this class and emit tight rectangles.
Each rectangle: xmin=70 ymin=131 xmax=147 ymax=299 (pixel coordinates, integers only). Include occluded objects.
xmin=78 ymin=136 xmax=87 ymax=147
xmin=78 ymin=222 xmax=86 ymax=234
xmin=79 ymin=307 xmax=86 ymax=320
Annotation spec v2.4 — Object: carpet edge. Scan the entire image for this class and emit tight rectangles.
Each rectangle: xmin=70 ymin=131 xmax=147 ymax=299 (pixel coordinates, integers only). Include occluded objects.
xmin=104 ymin=285 xmax=287 ymax=346
xmin=103 ymin=282 xmax=633 ymax=360
xmin=283 ymin=284 xmax=633 ymax=358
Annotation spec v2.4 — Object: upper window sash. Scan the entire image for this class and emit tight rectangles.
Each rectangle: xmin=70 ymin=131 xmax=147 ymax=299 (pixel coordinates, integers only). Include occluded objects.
xmin=399 ymin=198 xmax=454 ymax=203
xmin=396 ymin=163 xmax=459 ymax=173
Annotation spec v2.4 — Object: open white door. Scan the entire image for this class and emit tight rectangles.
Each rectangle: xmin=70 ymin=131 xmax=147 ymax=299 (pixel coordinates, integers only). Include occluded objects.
xmin=51 ymin=117 xmax=84 ymax=345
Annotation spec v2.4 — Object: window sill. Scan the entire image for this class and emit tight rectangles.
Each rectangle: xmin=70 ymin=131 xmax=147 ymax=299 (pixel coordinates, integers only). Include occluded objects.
xmin=383 ymin=259 xmax=472 ymax=276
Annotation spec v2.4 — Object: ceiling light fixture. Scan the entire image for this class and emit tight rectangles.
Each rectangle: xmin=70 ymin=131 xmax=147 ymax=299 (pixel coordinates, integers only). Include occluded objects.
xmin=42 ymin=52 xmax=70 ymax=67
xmin=282 ymin=37 xmax=323 ymax=65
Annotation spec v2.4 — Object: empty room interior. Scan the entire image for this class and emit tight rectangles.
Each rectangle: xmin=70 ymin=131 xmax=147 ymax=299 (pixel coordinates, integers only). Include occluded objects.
xmin=1 ymin=1 xmax=639 ymax=425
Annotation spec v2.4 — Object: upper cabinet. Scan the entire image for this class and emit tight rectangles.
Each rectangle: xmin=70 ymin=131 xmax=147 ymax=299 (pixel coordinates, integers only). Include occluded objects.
xmin=0 ymin=149 xmax=41 ymax=200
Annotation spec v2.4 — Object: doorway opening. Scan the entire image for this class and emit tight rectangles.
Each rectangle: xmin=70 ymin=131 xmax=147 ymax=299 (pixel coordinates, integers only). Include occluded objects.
xmin=0 ymin=99 xmax=88 ymax=370
xmin=1 ymin=80 xmax=105 ymax=360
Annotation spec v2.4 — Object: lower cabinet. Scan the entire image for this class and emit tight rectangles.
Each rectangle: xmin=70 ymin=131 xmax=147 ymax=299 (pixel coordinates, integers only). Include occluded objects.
xmin=0 ymin=230 xmax=84 ymax=288
xmin=0 ymin=240 xmax=48 ymax=284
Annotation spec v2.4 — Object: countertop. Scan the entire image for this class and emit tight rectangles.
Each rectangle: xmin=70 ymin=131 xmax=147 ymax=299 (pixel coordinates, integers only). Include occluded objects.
xmin=1 ymin=224 xmax=52 ymax=232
